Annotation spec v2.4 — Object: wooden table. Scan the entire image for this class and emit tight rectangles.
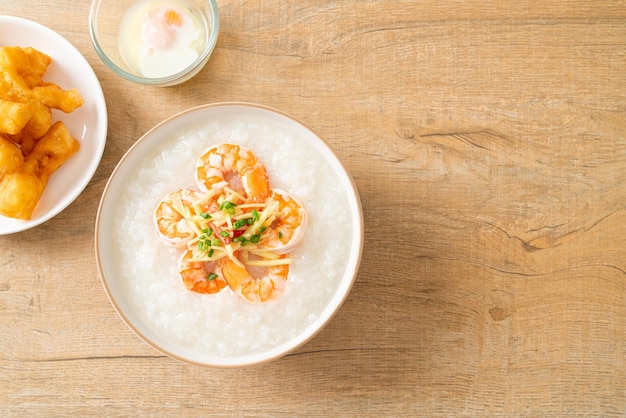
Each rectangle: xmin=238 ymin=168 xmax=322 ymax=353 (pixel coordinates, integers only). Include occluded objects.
xmin=1 ymin=0 xmax=625 ymax=416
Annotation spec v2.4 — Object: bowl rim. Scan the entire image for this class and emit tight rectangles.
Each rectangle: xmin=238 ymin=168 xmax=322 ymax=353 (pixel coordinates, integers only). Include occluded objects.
xmin=94 ymin=102 xmax=364 ymax=367
xmin=88 ymin=0 xmax=220 ymax=86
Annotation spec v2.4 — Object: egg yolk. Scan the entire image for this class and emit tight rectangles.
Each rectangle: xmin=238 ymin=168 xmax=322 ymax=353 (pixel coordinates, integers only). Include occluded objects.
xmin=118 ymin=0 xmax=207 ymax=78
xmin=142 ymin=7 xmax=184 ymax=50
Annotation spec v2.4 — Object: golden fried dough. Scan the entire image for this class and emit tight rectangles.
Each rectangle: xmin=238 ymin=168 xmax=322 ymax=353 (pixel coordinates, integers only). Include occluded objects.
xmin=32 ymin=83 xmax=84 ymax=113
xmin=0 ymin=46 xmax=83 ymax=220
xmin=0 ymin=135 xmax=24 ymax=177
xmin=0 ymin=99 xmax=31 ymax=135
xmin=0 ymin=171 xmax=46 ymax=219
xmin=23 ymin=121 xmax=80 ymax=181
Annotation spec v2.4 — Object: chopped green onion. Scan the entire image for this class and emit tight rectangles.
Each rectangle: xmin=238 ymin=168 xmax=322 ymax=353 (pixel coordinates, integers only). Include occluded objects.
xmin=220 ymin=231 xmax=230 ymax=238
xmin=199 ymin=212 xmax=211 ymax=219
xmin=233 ymin=219 xmax=247 ymax=229
xmin=250 ymin=234 xmax=261 ymax=244
xmin=251 ymin=210 xmax=260 ymax=221
xmin=278 ymin=231 xmax=283 ymax=239
xmin=233 ymin=236 xmax=248 ymax=245
xmin=220 ymin=201 xmax=236 ymax=215
xmin=207 ymin=273 xmax=218 ymax=281
xmin=207 ymin=249 xmax=214 ymax=257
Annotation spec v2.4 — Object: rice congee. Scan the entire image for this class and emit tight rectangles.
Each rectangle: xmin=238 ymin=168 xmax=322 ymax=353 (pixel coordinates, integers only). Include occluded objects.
xmin=113 ymin=114 xmax=354 ymax=358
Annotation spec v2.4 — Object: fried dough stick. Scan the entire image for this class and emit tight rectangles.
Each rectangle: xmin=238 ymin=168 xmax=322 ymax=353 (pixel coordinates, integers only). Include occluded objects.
xmin=0 ymin=121 xmax=79 ymax=219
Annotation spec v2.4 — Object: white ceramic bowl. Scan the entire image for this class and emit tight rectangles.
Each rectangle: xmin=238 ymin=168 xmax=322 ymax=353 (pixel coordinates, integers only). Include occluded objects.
xmin=95 ymin=103 xmax=363 ymax=367
xmin=0 ymin=16 xmax=108 ymax=235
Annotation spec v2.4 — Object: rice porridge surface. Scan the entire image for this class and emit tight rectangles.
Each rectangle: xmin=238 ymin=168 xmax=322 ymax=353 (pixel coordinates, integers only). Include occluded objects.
xmin=113 ymin=115 xmax=353 ymax=357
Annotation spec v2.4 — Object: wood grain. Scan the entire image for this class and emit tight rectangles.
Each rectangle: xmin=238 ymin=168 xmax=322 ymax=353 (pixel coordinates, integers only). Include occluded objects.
xmin=1 ymin=0 xmax=625 ymax=416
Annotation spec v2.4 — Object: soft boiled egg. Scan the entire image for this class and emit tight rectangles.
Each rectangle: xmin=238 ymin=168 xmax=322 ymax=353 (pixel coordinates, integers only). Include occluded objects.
xmin=118 ymin=0 xmax=207 ymax=78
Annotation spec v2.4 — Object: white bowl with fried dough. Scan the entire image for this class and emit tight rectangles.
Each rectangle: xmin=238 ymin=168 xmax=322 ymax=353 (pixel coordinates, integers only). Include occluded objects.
xmin=95 ymin=103 xmax=363 ymax=367
xmin=0 ymin=16 xmax=107 ymax=234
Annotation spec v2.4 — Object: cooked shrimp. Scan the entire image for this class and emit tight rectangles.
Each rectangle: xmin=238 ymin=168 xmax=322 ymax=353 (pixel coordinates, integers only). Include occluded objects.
xmin=155 ymin=144 xmax=308 ymax=302
xmin=221 ymin=253 xmax=290 ymax=303
xmin=259 ymin=189 xmax=307 ymax=254
xmin=195 ymin=143 xmax=270 ymax=202
xmin=178 ymin=249 xmax=228 ymax=294
xmin=154 ymin=188 xmax=219 ymax=247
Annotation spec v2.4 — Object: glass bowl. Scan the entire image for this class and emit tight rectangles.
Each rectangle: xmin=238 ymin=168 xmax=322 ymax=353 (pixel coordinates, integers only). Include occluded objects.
xmin=89 ymin=0 xmax=219 ymax=86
